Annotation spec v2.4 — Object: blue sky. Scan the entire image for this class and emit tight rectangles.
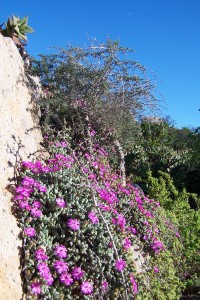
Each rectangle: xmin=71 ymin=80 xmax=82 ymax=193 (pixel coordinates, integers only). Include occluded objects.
xmin=2 ymin=0 xmax=200 ymax=128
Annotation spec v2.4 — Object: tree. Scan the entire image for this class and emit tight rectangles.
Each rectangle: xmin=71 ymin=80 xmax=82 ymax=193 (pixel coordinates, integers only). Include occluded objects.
xmin=33 ymin=39 xmax=159 ymax=151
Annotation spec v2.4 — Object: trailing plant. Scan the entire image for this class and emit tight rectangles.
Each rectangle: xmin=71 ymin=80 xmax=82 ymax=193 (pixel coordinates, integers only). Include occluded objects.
xmin=14 ymin=128 xmax=184 ymax=299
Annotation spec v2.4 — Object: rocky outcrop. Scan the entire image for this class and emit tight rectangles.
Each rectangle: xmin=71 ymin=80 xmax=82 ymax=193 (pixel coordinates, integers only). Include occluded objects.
xmin=0 ymin=34 xmax=43 ymax=299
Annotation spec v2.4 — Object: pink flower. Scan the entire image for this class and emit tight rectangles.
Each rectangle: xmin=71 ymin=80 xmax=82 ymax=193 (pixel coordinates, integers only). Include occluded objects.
xmin=145 ymin=211 xmax=153 ymax=218
xmin=123 ymin=238 xmax=132 ymax=250
xmin=60 ymin=273 xmax=73 ymax=286
xmin=102 ymin=280 xmax=109 ymax=291
xmin=67 ymin=218 xmax=80 ymax=231
xmin=54 ymin=244 xmax=67 ymax=258
xmin=45 ymin=273 xmax=54 ymax=285
xmin=154 ymin=267 xmax=159 ymax=273
xmin=82 ymin=167 xmax=89 ymax=173
xmin=81 ymin=281 xmax=93 ymax=295
xmin=31 ymin=282 xmax=41 ymax=295
xmin=88 ymin=212 xmax=99 ymax=224
xmin=151 ymin=238 xmax=164 ymax=253
xmin=60 ymin=141 xmax=68 ymax=148
xmin=22 ymin=176 xmax=35 ymax=186
xmin=56 ymin=198 xmax=66 ymax=207
xmin=71 ymin=266 xmax=84 ymax=279
xmin=130 ymin=274 xmax=138 ymax=295
xmin=115 ymin=259 xmax=126 ymax=271
xmin=54 ymin=260 xmax=69 ymax=274
xmin=143 ymin=220 xmax=149 ymax=226
xmin=31 ymin=208 xmax=42 ymax=218
xmin=32 ymin=201 xmax=42 ymax=209
xmin=90 ymin=129 xmax=96 ymax=136
xmin=18 ymin=200 xmax=31 ymax=211
xmin=37 ymin=262 xmax=50 ymax=277
xmin=24 ymin=227 xmax=36 ymax=237
xmin=38 ymin=185 xmax=47 ymax=193
xmin=135 ymin=197 xmax=143 ymax=204
xmin=35 ymin=248 xmax=48 ymax=260
xmin=98 ymin=203 xmax=111 ymax=212
xmin=129 ymin=227 xmax=137 ymax=235
xmin=112 ymin=214 xmax=126 ymax=230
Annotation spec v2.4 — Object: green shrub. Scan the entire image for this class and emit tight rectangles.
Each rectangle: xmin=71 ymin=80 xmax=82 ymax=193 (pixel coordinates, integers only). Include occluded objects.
xmin=146 ymin=171 xmax=200 ymax=291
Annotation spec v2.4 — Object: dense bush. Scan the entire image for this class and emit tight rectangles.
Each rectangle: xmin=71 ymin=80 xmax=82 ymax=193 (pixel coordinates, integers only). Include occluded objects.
xmin=14 ymin=129 xmax=184 ymax=299
xmin=126 ymin=119 xmax=200 ymax=201
xmin=144 ymin=171 xmax=200 ymax=293
xmin=32 ymin=39 xmax=159 ymax=151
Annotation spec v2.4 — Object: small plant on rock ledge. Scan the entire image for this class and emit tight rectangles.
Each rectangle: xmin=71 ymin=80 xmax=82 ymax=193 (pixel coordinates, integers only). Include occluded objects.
xmin=0 ymin=15 xmax=33 ymax=46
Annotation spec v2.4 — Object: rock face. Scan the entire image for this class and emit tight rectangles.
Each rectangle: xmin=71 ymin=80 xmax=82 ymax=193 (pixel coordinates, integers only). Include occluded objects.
xmin=0 ymin=35 xmax=43 ymax=299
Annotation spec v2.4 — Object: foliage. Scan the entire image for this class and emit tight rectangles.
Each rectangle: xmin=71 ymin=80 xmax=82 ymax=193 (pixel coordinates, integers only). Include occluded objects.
xmin=32 ymin=39 xmax=159 ymax=150
xmin=126 ymin=119 xmax=200 ymax=205
xmin=14 ymin=128 xmax=184 ymax=299
xmin=144 ymin=171 xmax=200 ymax=292
xmin=0 ymin=15 xmax=33 ymax=44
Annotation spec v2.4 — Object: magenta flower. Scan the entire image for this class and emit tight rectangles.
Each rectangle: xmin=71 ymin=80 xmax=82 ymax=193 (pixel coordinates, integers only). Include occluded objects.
xmin=19 ymin=200 xmax=31 ymax=211
xmin=88 ymin=212 xmax=99 ymax=224
xmin=56 ymin=198 xmax=66 ymax=208
xmin=35 ymin=248 xmax=48 ymax=261
xmin=112 ymin=214 xmax=126 ymax=230
xmin=143 ymin=220 xmax=149 ymax=226
xmin=90 ymin=129 xmax=96 ymax=136
xmin=14 ymin=194 xmax=24 ymax=201
xmin=145 ymin=210 xmax=153 ymax=218
xmin=115 ymin=259 xmax=126 ymax=271
xmin=135 ymin=196 xmax=143 ymax=204
xmin=151 ymin=238 xmax=164 ymax=253
xmin=130 ymin=274 xmax=138 ymax=295
xmin=98 ymin=203 xmax=111 ymax=212
xmin=154 ymin=267 xmax=159 ymax=273
xmin=54 ymin=260 xmax=69 ymax=274
xmin=45 ymin=273 xmax=54 ymax=286
xmin=37 ymin=262 xmax=50 ymax=277
xmin=67 ymin=218 xmax=80 ymax=231
xmin=61 ymin=141 xmax=68 ymax=147
xmin=129 ymin=227 xmax=137 ymax=235
xmin=31 ymin=208 xmax=42 ymax=218
xmin=32 ymin=201 xmax=42 ymax=209
xmin=102 ymin=280 xmax=109 ymax=291
xmin=60 ymin=273 xmax=74 ymax=286
xmin=71 ymin=266 xmax=84 ymax=279
xmin=24 ymin=227 xmax=36 ymax=237
xmin=22 ymin=176 xmax=35 ymax=186
xmin=54 ymin=244 xmax=67 ymax=258
xmin=31 ymin=282 xmax=41 ymax=295
xmin=123 ymin=238 xmax=132 ymax=250
xmin=38 ymin=185 xmax=47 ymax=193
xmin=82 ymin=167 xmax=89 ymax=173
xmin=81 ymin=281 xmax=93 ymax=295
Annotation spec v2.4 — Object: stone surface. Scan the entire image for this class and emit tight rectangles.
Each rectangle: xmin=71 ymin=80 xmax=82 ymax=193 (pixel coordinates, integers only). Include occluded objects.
xmin=0 ymin=34 xmax=43 ymax=300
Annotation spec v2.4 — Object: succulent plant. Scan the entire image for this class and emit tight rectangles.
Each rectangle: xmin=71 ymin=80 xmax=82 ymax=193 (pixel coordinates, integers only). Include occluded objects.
xmin=0 ymin=15 xmax=33 ymax=44
xmin=13 ymin=128 xmax=185 ymax=299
